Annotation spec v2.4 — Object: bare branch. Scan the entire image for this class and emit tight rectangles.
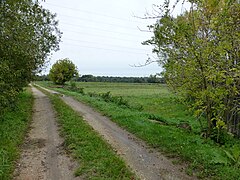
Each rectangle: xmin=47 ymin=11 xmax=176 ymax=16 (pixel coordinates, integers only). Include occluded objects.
xmin=132 ymin=4 xmax=165 ymax=20
xmin=129 ymin=55 xmax=159 ymax=67
xmin=137 ymin=26 xmax=153 ymax=32
xmin=133 ymin=14 xmax=162 ymax=20
xmin=171 ymin=0 xmax=180 ymax=14
xmin=152 ymin=4 xmax=161 ymax=16
xmin=181 ymin=0 xmax=186 ymax=14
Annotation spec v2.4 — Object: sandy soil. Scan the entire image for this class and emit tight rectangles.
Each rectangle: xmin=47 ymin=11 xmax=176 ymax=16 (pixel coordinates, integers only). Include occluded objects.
xmin=36 ymin=85 xmax=196 ymax=180
xmin=13 ymin=86 xmax=79 ymax=180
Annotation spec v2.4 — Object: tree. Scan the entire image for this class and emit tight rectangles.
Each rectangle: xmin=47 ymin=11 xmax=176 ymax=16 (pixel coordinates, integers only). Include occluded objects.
xmin=147 ymin=74 xmax=161 ymax=83
xmin=144 ymin=0 xmax=240 ymax=138
xmin=0 ymin=0 xmax=61 ymax=114
xmin=49 ymin=58 xmax=78 ymax=85
xmin=80 ymin=74 xmax=96 ymax=82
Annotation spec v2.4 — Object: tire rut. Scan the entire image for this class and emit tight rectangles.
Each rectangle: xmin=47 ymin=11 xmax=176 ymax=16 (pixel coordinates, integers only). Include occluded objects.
xmin=62 ymin=96 xmax=194 ymax=180
xmin=13 ymin=86 xmax=79 ymax=180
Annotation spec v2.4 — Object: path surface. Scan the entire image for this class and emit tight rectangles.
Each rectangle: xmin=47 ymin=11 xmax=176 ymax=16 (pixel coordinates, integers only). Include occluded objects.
xmin=13 ymin=86 xmax=79 ymax=180
xmin=38 ymin=85 xmax=196 ymax=180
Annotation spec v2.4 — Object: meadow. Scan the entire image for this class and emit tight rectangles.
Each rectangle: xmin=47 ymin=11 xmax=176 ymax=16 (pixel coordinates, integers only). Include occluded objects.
xmin=70 ymin=82 xmax=201 ymax=130
xmin=37 ymin=81 xmax=240 ymax=179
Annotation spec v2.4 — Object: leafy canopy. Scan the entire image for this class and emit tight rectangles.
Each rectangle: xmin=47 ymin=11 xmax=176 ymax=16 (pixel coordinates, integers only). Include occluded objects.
xmin=144 ymin=0 xmax=240 ymax=138
xmin=0 ymin=0 xmax=61 ymax=114
xmin=49 ymin=58 xmax=79 ymax=85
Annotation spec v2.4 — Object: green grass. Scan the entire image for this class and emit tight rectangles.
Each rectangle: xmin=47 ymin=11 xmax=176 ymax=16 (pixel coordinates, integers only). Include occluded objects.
xmin=37 ymin=81 xmax=240 ymax=179
xmin=40 ymin=88 xmax=136 ymax=179
xmin=0 ymin=88 xmax=33 ymax=180
xmin=69 ymin=82 xmax=202 ymax=130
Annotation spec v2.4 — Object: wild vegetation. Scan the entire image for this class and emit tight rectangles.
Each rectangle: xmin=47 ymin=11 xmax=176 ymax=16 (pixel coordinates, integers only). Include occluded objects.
xmin=0 ymin=0 xmax=61 ymax=114
xmin=143 ymin=0 xmax=240 ymax=138
xmin=37 ymin=81 xmax=240 ymax=179
xmin=0 ymin=89 xmax=33 ymax=180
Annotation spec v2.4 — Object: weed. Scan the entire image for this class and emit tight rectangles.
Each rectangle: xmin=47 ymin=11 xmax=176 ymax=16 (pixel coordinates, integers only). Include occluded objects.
xmin=0 ymin=149 xmax=10 ymax=178
xmin=224 ymin=145 xmax=240 ymax=167
xmin=210 ymin=128 xmax=235 ymax=146
xmin=66 ymin=82 xmax=85 ymax=95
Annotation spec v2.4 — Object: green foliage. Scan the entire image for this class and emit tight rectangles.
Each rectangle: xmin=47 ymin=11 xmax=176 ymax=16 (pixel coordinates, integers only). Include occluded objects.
xmin=0 ymin=0 xmax=61 ymax=113
xmin=77 ymin=74 xmax=165 ymax=83
xmin=85 ymin=90 xmax=142 ymax=110
xmin=67 ymin=81 xmax=85 ymax=94
xmin=70 ymin=80 xmax=77 ymax=89
xmin=0 ymin=89 xmax=33 ymax=180
xmin=49 ymin=58 xmax=78 ymax=85
xmin=100 ymin=91 xmax=131 ymax=108
xmin=144 ymin=0 xmax=240 ymax=138
xmin=209 ymin=127 xmax=235 ymax=145
xmin=224 ymin=145 xmax=240 ymax=167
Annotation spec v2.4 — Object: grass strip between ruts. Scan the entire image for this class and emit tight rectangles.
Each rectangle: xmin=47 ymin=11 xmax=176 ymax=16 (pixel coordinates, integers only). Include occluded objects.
xmin=43 ymin=89 xmax=136 ymax=180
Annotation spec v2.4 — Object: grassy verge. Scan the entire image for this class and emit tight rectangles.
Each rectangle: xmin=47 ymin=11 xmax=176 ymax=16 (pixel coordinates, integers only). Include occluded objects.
xmin=44 ymin=81 xmax=203 ymax=132
xmin=37 ymin=81 xmax=240 ymax=179
xmin=0 ymin=88 xmax=33 ymax=180
xmin=39 ymin=88 xmax=136 ymax=179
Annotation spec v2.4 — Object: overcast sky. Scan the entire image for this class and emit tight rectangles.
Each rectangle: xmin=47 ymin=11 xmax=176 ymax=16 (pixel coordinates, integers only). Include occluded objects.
xmin=41 ymin=0 xmax=187 ymax=77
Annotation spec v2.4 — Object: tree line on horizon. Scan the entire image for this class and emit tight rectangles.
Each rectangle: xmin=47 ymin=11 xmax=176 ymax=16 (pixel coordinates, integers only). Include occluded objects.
xmin=35 ymin=74 xmax=165 ymax=84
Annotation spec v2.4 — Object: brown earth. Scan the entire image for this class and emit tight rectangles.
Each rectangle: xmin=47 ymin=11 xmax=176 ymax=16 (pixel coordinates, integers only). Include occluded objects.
xmin=37 ymin=85 xmax=197 ymax=180
xmin=13 ymin=86 xmax=80 ymax=180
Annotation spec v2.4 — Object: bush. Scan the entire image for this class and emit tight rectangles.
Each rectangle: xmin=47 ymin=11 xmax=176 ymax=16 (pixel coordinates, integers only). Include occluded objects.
xmin=49 ymin=59 xmax=78 ymax=85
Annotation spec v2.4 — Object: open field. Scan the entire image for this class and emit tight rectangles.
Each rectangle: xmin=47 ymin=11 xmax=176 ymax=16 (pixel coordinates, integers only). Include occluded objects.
xmin=37 ymin=81 xmax=240 ymax=179
xmin=68 ymin=82 xmax=201 ymax=131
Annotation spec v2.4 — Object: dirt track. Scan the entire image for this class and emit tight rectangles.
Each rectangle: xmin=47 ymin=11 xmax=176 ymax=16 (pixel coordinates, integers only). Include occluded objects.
xmin=13 ymin=86 xmax=79 ymax=180
xmin=37 ymin=85 xmax=195 ymax=180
